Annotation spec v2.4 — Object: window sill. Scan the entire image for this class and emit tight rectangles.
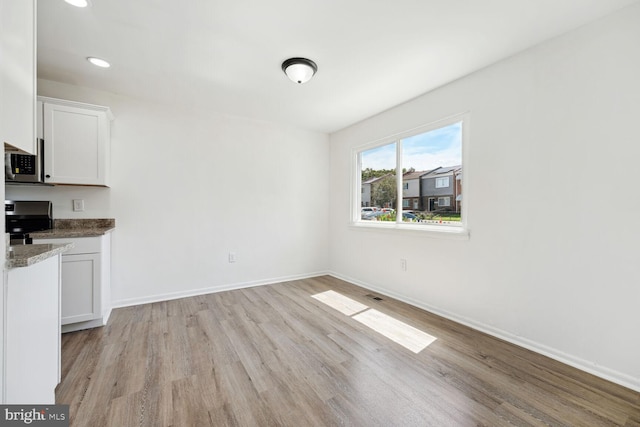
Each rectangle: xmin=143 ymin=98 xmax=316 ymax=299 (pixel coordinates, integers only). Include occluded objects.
xmin=349 ymin=221 xmax=470 ymax=240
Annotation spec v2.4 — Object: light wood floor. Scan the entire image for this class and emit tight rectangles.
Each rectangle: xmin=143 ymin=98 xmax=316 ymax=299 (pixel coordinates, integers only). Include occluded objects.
xmin=56 ymin=276 xmax=640 ymax=426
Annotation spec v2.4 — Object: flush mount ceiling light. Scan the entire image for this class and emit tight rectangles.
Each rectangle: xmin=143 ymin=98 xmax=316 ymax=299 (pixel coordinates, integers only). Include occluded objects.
xmin=87 ymin=57 xmax=111 ymax=68
xmin=282 ymin=58 xmax=317 ymax=84
xmin=64 ymin=0 xmax=89 ymax=7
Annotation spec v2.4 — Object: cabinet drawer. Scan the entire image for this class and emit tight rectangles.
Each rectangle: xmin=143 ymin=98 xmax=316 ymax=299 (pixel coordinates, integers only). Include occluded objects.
xmin=33 ymin=236 xmax=102 ymax=254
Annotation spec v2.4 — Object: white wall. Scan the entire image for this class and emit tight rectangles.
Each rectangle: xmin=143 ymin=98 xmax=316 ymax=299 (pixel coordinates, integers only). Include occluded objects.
xmin=8 ymin=80 xmax=330 ymax=305
xmin=329 ymin=4 xmax=640 ymax=391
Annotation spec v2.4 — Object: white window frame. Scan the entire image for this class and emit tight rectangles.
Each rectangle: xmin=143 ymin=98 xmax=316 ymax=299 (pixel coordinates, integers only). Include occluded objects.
xmin=435 ymin=177 xmax=449 ymax=188
xmin=402 ymin=199 xmax=410 ymax=208
xmin=350 ymin=113 xmax=469 ymax=239
xmin=437 ymin=197 xmax=450 ymax=207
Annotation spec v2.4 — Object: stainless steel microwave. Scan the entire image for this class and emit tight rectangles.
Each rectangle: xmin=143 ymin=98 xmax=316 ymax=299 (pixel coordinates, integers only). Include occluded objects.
xmin=5 ymin=139 xmax=45 ymax=183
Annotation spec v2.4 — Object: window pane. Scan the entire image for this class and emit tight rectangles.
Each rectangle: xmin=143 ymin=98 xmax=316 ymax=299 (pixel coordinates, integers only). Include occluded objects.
xmin=401 ymin=122 xmax=462 ymax=225
xmin=435 ymin=177 xmax=450 ymax=188
xmin=438 ymin=197 xmax=450 ymax=207
xmin=360 ymin=143 xmax=397 ymax=221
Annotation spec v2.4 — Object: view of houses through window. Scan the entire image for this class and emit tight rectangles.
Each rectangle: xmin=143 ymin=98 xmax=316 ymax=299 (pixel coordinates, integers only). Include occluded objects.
xmin=358 ymin=120 xmax=463 ymax=226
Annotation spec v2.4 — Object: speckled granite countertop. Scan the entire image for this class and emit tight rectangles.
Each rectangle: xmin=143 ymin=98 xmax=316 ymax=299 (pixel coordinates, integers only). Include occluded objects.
xmin=30 ymin=218 xmax=115 ymax=239
xmin=7 ymin=243 xmax=74 ymax=268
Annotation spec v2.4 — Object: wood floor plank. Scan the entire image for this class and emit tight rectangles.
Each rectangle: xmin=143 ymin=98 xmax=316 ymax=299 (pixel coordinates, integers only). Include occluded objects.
xmin=57 ymin=276 xmax=640 ymax=426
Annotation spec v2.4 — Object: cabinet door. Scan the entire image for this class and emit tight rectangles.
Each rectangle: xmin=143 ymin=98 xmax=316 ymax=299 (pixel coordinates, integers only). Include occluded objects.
xmin=61 ymin=253 xmax=101 ymax=324
xmin=0 ymin=0 xmax=36 ymax=154
xmin=43 ymin=102 xmax=110 ymax=186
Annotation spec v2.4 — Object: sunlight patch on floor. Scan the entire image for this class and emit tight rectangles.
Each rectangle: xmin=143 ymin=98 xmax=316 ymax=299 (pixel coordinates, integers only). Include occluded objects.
xmin=311 ymin=290 xmax=437 ymax=353
xmin=353 ymin=309 xmax=437 ymax=353
xmin=311 ymin=290 xmax=369 ymax=316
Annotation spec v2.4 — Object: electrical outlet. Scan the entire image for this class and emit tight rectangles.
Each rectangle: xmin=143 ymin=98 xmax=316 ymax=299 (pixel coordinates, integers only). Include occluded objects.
xmin=400 ymin=258 xmax=407 ymax=271
xmin=228 ymin=252 xmax=237 ymax=263
xmin=72 ymin=199 xmax=85 ymax=212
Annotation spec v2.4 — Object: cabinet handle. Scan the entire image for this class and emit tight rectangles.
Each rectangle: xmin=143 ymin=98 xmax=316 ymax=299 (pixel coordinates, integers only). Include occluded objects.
xmin=45 ymin=174 xmax=51 ymax=178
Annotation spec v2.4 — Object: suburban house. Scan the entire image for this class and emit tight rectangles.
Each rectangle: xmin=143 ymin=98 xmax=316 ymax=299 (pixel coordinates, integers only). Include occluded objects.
xmin=402 ymin=170 xmax=430 ymax=211
xmin=361 ymin=175 xmax=380 ymax=207
xmin=2 ymin=1 xmax=639 ymax=425
xmin=455 ymin=169 xmax=462 ymax=212
xmin=420 ymin=165 xmax=462 ymax=212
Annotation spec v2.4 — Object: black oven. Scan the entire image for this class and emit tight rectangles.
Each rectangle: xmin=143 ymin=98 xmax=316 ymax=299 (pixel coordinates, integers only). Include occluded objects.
xmin=5 ymin=200 xmax=53 ymax=245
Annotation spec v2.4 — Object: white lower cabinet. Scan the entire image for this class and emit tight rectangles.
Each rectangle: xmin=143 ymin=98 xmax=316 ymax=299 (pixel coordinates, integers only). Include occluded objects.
xmin=5 ymin=255 xmax=61 ymax=404
xmin=60 ymin=252 xmax=101 ymax=324
xmin=34 ymin=234 xmax=111 ymax=332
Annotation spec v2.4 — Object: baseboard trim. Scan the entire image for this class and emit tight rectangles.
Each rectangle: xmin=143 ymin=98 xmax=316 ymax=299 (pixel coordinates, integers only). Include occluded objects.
xmin=111 ymin=271 xmax=330 ymax=309
xmin=62 ymin=318 xmax=105 ymax=333
xmin=61 ymin=308 xmax=112 ymax=333
xmin=328 ymin=271 xmax=640 ymax=393
xmin=102 ymin=307 xmax=112 ymax=325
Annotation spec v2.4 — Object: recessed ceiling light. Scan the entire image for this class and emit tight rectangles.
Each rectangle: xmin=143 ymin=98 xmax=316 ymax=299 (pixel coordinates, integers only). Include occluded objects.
xmin=87 ymin=57 xmax=110 ymax=68
xmin=64 ymin=0 xmax=89 ymax=7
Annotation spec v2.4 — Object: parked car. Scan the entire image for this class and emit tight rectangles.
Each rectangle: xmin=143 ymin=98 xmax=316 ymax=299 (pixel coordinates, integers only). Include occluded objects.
xmin=362 ymin=210 xmax=385 ymax=220
xmin=361 ymin=207 xmax=382 ymax=213
xmin=402 ymin=212 xmax=418 ymax=221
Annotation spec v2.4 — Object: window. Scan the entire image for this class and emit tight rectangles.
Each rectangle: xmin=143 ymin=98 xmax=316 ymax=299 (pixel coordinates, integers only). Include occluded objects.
xmin=435 ymin=177 xmax=449 ymax=188
xmin=359 ymin=143 xmax=397 ymax=211
xmin=437 ymin=197 xmax=450 ymax=207
xmin=355 ymin=116 xmax=465 ymax=231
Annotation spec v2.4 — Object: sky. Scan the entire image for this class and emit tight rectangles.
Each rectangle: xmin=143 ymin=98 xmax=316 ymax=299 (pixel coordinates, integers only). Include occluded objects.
xmin=361 ymin=121 xmax=462 ymax=172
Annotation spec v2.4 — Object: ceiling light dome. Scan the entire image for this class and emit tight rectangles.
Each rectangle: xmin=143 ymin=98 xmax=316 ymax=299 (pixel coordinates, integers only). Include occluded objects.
xmin=65 ymin=0 xmax=89 ymax=7
xmin=87 ymin=57 xmax=111 ymax=68
xmin=282 ymin=58 xmax=317 ymax=84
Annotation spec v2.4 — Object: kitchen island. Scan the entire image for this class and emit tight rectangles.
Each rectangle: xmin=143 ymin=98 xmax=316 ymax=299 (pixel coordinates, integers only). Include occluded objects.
xmin=6 ymin=242 xmax=73 ymax=268
xmin=4 ymin=242 xmax=73 ymax=404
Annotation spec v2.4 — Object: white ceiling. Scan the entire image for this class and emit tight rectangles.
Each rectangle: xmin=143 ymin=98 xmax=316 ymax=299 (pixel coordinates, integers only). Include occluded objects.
xmin=37 ymin=0 xmax=638 ymax=134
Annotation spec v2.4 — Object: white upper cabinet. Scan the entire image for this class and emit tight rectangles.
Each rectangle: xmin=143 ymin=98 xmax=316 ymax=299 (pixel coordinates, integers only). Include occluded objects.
xmin=0 ymin=0 xmax=37 ymax=154
xmin=40 ymin=97 xmax=113 ymax=186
